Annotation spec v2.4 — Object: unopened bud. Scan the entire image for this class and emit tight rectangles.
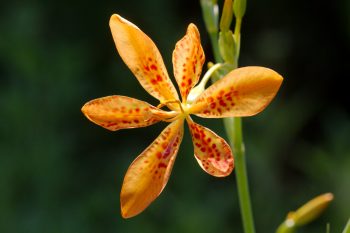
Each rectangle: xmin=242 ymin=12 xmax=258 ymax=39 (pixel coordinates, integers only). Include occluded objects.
xmin=220 ymin=0 xmax=233 ymax=31
xmin=276 ymin=193 xmax=334 ymax=233
xmin=233 ymin=0 xmax=246 ymax=19
xmin=218 ymin=30 xmax=236 ymax=64
xmin=290 ymin=193 xmax=334 ymax=226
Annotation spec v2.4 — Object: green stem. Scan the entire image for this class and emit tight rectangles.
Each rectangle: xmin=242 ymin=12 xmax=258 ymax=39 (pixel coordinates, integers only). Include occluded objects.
xmin=203 ymin=3 xmax=255 ymax=232
xmin=224 ymin=117 xmax=256 ymax=233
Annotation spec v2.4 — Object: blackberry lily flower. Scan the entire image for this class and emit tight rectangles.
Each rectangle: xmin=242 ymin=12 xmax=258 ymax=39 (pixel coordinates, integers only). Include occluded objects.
xmin=82 ymin=14 xmax=283 ymax=218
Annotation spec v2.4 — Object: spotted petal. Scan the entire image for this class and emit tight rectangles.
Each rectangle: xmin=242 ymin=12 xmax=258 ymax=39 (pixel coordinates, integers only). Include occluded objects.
xmin=120 ymin=119 xmax=184 ymax=218
xmin=81 ymin=95 xmax=175 ymax=131
xmin=110 ymin=14 xmax=179 ymax=103
xmin=189 ymin=66 xmax=283 ymax=117
xmin=173 ymin=23 xmax=205 ymax=102
xmin=187 ymin=118 xmax=234 ymax=177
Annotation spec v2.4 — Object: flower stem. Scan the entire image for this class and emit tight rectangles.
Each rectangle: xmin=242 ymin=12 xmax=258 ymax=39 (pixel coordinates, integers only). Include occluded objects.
xmin=201 ymin=2 xmax=256 ymax=232
xmin=233 ymin=119 xmax=256 ymax=233
xmin=224 ymin=116 xmax=256 ymax=233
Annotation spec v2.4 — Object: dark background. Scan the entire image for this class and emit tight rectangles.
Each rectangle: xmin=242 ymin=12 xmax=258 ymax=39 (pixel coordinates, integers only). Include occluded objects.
xmin=1 ymin=0 xmax=349 ymax=232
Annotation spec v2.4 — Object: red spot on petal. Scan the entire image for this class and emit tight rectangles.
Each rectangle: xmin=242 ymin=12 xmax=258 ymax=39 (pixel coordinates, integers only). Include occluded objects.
xmin=226 ymin=96 xmax=233 ymax=101
xmin=219 ymin=100 xmax=227 ymax=107
xmin=156 ymin=75 xmax=162 ymax=81
xmin=158 ymin=162 xmax=167 ymax=168
xmin=150 ymin=64 xmax=157 ymax=70
xmin=106 ymin=122 xmax=117 ymax=127
xmin=151 ymin=79 xmax=157 ymax=84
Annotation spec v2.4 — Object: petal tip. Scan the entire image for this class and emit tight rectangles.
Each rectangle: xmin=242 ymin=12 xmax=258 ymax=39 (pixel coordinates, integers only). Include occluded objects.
xmin=121 ymin=207 xmax=133 ymax=219
xmin=109 ymin=14 xmax=138 ymax=29
xmin=120 ymin=194 xmax=139 ymax=219
xmin=187 ymin=23 xmax=200 ymax=38
xmin=81 ymin=103 xmax=90 ymax=117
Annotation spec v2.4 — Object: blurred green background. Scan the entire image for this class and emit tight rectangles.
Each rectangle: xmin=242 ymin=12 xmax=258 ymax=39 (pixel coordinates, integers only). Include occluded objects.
xmin=1 ymin=0 xmax=349 ymax=232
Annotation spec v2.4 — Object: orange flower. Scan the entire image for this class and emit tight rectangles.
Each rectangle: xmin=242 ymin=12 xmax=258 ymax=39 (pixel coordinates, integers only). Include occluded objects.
xmin=81 ymin=14 xmax=283 ymax=218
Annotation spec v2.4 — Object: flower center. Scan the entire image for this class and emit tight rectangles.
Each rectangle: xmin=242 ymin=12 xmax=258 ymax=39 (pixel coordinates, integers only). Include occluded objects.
xmin=157 ymin=100 xmax=190 ymax=122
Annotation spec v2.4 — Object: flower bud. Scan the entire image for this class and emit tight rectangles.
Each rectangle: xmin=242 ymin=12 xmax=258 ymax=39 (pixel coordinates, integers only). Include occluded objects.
xmin=220 ymin=0 xmax=233 ymax=32
xmin=233 ymin=0 xmax=246 ymax=19
xmin=277 ymin=193 xmax=334 ymax=233
xmin=218 ymin=30 xmax=236 ymax=64
xmin=290 ymin=193 xmax=334 ymax=226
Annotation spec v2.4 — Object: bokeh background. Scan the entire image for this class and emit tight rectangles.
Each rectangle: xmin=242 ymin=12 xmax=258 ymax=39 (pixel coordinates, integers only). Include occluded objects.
xmin=1 ymin=0 xmax=349 ymax=232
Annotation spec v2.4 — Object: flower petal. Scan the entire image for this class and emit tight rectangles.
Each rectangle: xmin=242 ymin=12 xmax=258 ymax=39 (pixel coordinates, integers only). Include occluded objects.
xmin=81 ymin=95 xmax=175 ymax=131
xmin=109 ymin=14 xmax=179 ymax=103
xmin=120 ymin=119 xmax=184 ymax=218
xmin=187 ymin=118 xmax=234 ymax=177
xmin=172 ymin=23 xmax=205 ymax=102
xmin=189 ymin=66 xmax=283 ymax=117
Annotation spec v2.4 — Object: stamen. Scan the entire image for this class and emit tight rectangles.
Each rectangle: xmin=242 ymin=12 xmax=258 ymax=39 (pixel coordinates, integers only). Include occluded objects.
xmin=157 ymin=99 xmax=185 ymax=114
xmin=156 ymin=99 xmax=187 ymax=122
xmin=187 ymin=63 xmax=225 ymax=104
